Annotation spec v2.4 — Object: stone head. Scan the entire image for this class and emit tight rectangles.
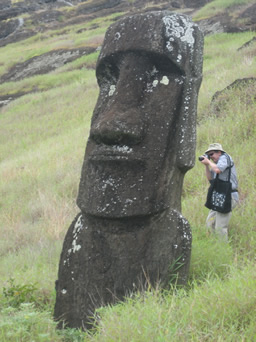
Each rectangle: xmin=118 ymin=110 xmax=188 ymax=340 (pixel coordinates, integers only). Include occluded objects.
xmin=77 ymin=11 xmax=203 ymax=218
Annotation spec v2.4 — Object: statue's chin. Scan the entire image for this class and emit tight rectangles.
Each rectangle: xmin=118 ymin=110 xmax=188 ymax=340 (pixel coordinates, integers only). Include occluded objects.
xmin=80 ymin=185 xmax=168 ymax=218
xmin=78 ymin=159 xmax=168 ymax=218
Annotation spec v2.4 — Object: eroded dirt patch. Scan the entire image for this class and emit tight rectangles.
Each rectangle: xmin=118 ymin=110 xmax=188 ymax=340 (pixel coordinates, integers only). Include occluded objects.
xmin=0 ymin=47 xmax=96 ymax=83
xmin=211 ymin=78 xmax=256 ymax=115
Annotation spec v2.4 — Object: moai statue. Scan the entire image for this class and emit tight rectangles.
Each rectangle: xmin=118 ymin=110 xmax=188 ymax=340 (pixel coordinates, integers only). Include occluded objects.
xmin=54 ymin=11 xmax=203 ymax=329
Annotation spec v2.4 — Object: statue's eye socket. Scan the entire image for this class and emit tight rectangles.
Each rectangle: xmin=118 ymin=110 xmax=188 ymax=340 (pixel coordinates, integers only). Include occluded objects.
xmin=150 ymin=54 xmax=184 ymax=78
xmin=96 ymin=52 xmax=184 ymax=90
xmin=97 ymin=58 xmax=120 ymax=89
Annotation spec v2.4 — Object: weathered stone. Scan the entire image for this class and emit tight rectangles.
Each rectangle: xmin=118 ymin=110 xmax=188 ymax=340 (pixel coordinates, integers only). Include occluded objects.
xmin=0 ymin=19 xmax=20 ymax=39
xmin=54 ymin=11 xmax=203 ymax=330
xmin=0 ymin=0 xmax=11 ymax=11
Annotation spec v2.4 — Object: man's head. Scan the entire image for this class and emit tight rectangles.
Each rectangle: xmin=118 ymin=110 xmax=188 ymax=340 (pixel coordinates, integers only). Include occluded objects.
xmin=77 ymin=11 xmax=204 ymax=218
xmin=205 ymin=143 xmax=225 ymax=163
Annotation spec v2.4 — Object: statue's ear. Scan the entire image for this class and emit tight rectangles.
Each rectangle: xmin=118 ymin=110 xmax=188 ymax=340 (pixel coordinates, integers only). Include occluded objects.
xmin=176 ymin=76 xmax=202 ymax=172
xmin=174 ymin=24 xmax=204 ymax=172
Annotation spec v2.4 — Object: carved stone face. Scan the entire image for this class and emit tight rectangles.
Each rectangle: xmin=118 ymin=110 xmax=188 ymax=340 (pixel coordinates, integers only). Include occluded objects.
xmin=77 ymin=12 xmax=203 ymax=218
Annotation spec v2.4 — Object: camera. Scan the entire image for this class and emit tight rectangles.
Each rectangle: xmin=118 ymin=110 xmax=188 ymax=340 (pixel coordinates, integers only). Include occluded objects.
xmin=198 ymin=154 xmax=209 ymax=161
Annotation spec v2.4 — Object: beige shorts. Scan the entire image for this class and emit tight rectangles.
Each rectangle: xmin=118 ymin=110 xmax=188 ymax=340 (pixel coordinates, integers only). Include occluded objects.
xmin=206 ymin=198 xmax=239 ymax=241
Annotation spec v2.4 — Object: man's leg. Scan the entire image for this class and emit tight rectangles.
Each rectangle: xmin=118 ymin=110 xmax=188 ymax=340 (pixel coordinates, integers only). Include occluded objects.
xmin=212 ymin=199 xmax=238 ymax=241
xmin=206 ymin=199 xmax=238 ymax=240
xmin=215 ymin=211 xmax=232 ymax=241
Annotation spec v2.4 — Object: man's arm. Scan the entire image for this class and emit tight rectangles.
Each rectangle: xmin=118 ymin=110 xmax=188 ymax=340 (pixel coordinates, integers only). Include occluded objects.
xmin=201 ymin=158 xmax=221 ymax=181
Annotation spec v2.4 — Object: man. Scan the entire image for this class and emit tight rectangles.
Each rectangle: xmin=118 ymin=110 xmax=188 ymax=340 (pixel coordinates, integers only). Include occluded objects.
xmin=200 ymin=143 xmax=239 ymax=241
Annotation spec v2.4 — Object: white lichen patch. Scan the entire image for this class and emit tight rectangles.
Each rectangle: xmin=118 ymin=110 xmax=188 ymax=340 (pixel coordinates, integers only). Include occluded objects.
xmin=153 ymin=80 xmax=159 ymax=87
xmin=175 ymin=77 xmax=185 ymax=85
xmin=160 ymin=76 xmax=169 ymax=85
xmin=113 ymin=145 xmax=133 ymax=153
xmin=66 ymin=214 xmax=84 ymax=258
xmin=183 ymin=232 xmax=189 ymax=240
xmin=150 ymin=66 xmax=159 ymax=76
xmin=73 ymin=214 xmax=83 ymax=236
xmin=63 ymin=215 xmax=86 ymax=275
xmin=61 ymin=289 xmax=67 ymax=295
xmin=162 ymin=14 xmax=195 ymax=57
xmin=114 ymin=32 xmax=121 ymax=41
xmin=108 ymin=85 xmax=116 ymax=96
xmin=146 ymin=75 xmax=170 ymax=92
xmin=71 ymin=239 xmax=81 ymax=253
xmin=101 ymin=176 xmax=116 ymax=191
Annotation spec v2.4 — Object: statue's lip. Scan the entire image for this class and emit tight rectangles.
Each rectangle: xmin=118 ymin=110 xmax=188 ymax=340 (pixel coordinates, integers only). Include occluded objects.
xmin=88 ymin=145 xmax=144 ymax=162
xmin=90 ymin=155 xmax=132 ymax=162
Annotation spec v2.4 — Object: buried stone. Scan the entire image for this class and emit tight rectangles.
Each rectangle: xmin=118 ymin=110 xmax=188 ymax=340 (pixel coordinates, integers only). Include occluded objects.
xmin=54 ymin=11 xmax=204 ymax=329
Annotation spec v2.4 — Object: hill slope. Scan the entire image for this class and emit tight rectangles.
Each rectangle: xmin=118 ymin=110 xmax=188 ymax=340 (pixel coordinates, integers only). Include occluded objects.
xmin=0 ymin=0 xmax=255 ymax=106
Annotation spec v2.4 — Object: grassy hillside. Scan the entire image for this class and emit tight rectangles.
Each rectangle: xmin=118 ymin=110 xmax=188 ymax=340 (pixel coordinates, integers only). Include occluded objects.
xmin=0 ymin=1 xmax=256 ymax=341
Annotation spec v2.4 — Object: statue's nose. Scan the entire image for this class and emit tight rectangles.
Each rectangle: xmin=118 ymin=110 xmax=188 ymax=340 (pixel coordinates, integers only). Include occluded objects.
xmin=90 ymin=107 xmax=144 ymax=146
xmin=90 ymin=52 xmax=150 ymax=146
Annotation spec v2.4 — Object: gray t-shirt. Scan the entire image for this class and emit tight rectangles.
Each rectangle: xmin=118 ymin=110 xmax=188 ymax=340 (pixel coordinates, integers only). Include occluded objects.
xmin=211 ymin=153 xmax=239 ymax=201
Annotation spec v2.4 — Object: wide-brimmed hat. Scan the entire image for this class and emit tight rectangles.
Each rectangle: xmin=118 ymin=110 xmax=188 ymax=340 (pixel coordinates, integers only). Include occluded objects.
xmin=205 ymin=143 xmax=225 ymax=154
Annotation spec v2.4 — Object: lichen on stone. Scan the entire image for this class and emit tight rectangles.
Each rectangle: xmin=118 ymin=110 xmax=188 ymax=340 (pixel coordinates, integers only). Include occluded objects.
xmin=162 ymin=14 xmax=195 ymax=56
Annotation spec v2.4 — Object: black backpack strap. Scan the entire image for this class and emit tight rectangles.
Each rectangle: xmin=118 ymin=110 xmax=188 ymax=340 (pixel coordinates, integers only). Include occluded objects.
xmin=216 ymin=153 xmax=232 ymax=181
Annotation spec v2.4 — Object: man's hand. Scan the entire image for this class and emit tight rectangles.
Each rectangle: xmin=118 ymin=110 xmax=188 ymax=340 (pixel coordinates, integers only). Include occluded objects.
xmin=201 ymin=156 xmax=210 ymax=166
xmin=201 ymin=157 xmax=221 ymax=174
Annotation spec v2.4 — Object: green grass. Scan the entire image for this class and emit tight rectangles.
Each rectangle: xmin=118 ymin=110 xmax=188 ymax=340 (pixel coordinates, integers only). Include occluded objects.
xmin=0 ymin=77 xmax=97 ymax=160
xmin=198 ymin=31 xmax=256 ymax=119
xmin=194 ymin=0 xmax=255 ymax=20
xmin=83 ymin=263 xmax=256 ymax=341
xmin=0 ymin=304 xmax=62 ymax=342
xmin=0 ymin=1 xmax=256 ymax=340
